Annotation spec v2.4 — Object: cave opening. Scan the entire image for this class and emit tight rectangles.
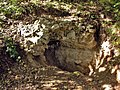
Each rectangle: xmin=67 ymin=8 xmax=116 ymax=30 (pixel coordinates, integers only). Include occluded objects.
xmin=44 ymin=40 xmax=61 ymax=66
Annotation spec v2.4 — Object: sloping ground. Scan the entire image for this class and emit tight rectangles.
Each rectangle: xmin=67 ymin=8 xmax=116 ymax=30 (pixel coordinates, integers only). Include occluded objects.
xmin=0 ymin=58 xmax=120 ymax=90
xmin=0 ymin=63 xmax=85 ymax=90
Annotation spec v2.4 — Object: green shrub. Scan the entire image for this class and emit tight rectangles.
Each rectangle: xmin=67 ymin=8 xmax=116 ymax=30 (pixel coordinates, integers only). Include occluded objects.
xmin=5 ymin=37 xmax=20 ymax=61
xmin=99 ymin=0 xmax=120 ymax=21
xmin=0 ymin=0 xmax=25 ymax=19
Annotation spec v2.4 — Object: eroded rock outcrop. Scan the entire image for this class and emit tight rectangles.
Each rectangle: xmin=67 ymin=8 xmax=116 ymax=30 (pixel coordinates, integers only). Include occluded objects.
xmin=8 ymin=17 xmax=100 ymax=74
xmin=1 ymin=16 xmax=102 ymax=74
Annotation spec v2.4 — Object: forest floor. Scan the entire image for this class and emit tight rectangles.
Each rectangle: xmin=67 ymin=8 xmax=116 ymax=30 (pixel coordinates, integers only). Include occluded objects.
xmin=0 ymin=61 xmax=119 ymax=90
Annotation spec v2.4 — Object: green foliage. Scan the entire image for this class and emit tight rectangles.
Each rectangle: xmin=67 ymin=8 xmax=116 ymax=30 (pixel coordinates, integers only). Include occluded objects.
xmin=106 ymin=23 xmax=120 ymax=49
xmin=5 ymin=37 xmax=20 ymax=61
xmin=97 ymin=0 xmax=120 ymax=50
xmin=10 ymin=0 xmax=18 ymax=5
xmin=73 ymin=71 xmax=80 ymax=76
xmin=0 ymin=1 xmax=24 ymax=19
xmin=99 ymin=0 xmax=120 ymax=21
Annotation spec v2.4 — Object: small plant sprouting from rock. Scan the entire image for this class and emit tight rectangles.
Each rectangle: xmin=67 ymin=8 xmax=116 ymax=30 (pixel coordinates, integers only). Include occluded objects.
xmin=5 ymin=37 xmax=20 ymax=61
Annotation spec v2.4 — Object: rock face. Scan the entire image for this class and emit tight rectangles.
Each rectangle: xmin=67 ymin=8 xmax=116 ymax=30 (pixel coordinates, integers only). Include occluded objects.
xmin=41 ymin=18 xmax=99 ymax=74
xmin=45 ymin=46 xmax=95 ymax=74
xmin=44 ymin=29 xmax=97 ymax=74
xmin=2 ymin=17 xmax=101 ymax=74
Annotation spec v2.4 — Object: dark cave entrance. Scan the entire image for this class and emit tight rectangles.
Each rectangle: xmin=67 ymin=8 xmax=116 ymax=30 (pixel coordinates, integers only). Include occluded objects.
xmin=44 ymin=40 xmax=61 ymax=66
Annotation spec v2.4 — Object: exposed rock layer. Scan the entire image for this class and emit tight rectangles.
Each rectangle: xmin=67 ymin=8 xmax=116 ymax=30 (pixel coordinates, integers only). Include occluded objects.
xmin=19 ymin=18 xmax=101 ymax=73
xmin=1 ymin=17 xmax=102 ymax=74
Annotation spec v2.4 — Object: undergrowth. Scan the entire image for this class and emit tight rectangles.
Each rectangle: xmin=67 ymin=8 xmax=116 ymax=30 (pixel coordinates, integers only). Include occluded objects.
xmin=5 ymin=37 xmax=20 ymax=61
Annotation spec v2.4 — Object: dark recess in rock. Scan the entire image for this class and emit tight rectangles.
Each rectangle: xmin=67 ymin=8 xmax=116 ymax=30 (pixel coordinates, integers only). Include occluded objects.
xmin=44 ymin=40 xmax=61 ymax=66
